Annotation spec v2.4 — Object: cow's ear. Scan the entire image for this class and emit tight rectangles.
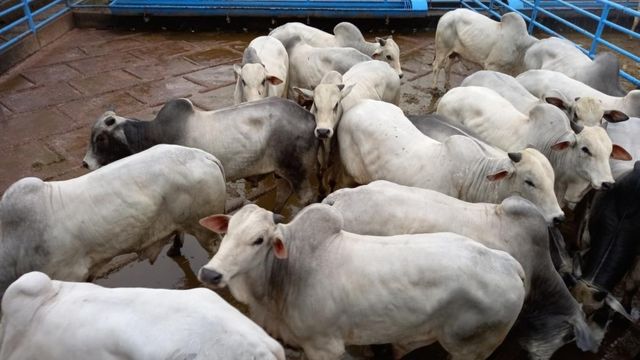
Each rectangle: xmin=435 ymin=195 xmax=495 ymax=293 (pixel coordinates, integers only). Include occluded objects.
xmin=372 ymin=48 xmax=382 ymax=59
xmin=266 ymin=75 xmax=283 ymax=86
xmin=376 ymin=37 xmax=387 ymax=46
xmin=341 ymin=83 xmax=356 ymax=99
xmin=552 ymin=133 xmax=576 ymax=151
xmin=551 ymin=141 xmax=572 ymax=151
xmin=545 ymin=96 xmax=568 ymax=110
xmin=233 ymin=64 xmax=242 ymax=76
xmin=603 ymin=110 xmax=629 ymax=123
xmin=611 ymin=144 xmax=632 ymax=161
xmin=486 ymin=169 xmax=511 ymax=181
xmin=199 ymin=215 xmax=231 ymax=234
xmin=272 ymin=237 xmax=288 ymax=259
xmin=293 ymin=87 xmax=314 ymax=106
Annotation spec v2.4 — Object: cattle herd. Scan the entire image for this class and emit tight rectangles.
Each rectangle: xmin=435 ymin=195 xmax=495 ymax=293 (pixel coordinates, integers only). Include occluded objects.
xmin=1 ymin=8 xmax=640 ymax=360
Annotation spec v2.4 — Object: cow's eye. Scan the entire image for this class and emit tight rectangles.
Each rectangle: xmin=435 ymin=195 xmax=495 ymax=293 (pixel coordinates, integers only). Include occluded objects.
xmin=386 ymin=55 xmax=392 ymax=61
xmin=241 ymin=79 xmax=246 ymax=86
xmin=262 ymin=79 xmax=266 ymax=86
xmin=333 ymin=102 xmax=339 ymax=111
xmin=525 ymin=180 xmax=536 ymax=188
xmin=581 ymin=147 xmax=592 ymax=156
xmin=252 ymin=237 xmax=264 ymax=246
xmin=96 ymin=134 xmax=107 ymax=144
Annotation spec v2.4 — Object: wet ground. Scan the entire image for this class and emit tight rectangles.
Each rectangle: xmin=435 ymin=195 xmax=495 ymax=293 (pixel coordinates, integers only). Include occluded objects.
xmin=0 ymin=19 xmax=638 ymax=360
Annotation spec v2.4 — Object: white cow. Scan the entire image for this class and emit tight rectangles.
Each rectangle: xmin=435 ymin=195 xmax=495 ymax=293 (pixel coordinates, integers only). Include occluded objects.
xmin=461 ymin=70 xmax=628 ymax=126
xmin=0 ymin=272 xmax=285 ymax=360
xmin=233 ymin=36 xmax=288 ymax=104
xmin=338 ymin=100 xmax=564 ymax=224
xmin=283 ymin=37 xmax=371 ymax=102
xmin=517 ymin=69 xmax=640 ymax=118
xmin=606 ymin=118 xmax=640 ymax=179
xmin=198 ymin=203 xmax=525 ymax=360
xmin=322 ymin=181 xmax=598 ymax=359
xmin=0 ymin=145 xmax=226 ymax=299
xmin=437 ymin=86 xmax=632 ymax=208
xmin=293 ymin=60 xmax=401 ymax=139
xmin=523 ymin=37 xmax=626 ymax=96
xmin=269 ymin=21 xmax=403 ymax=76
xmin=432 ymin=9 xmax=537 ymax=89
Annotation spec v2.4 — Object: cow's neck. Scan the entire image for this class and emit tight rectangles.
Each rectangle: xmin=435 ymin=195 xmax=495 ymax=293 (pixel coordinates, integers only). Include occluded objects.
xmin=459 ymin=155 xmax=511 ymax=204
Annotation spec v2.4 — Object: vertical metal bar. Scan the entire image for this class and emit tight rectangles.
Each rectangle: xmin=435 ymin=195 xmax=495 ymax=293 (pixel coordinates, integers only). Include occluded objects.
xmin=528 ymin=0 xmax=541 ymax=34
xmin=589 ymin=2 xmax=610 ymax=57
xmin=22 ymin=0 xmax=36 ymax=34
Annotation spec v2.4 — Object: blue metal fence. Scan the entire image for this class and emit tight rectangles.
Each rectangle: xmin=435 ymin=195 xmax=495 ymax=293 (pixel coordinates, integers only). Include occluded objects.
xmin=0 ymin=0 xmax=70 ymax=52
xmin=67 ymin=0 xmax=428 ymax=18
xmin=461 ymin=0 xmax=640 ymax=87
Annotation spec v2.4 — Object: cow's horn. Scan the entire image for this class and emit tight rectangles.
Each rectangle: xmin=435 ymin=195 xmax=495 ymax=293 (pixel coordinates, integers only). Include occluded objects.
xmin=508 ymin=152 xmax=522 ymax=163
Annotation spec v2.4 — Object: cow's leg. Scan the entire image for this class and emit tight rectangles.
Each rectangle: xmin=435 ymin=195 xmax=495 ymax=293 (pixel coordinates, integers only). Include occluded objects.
xmin=166 ymin=232 xmax=184 ymax=257
xmin=273 ymin=177 xmax=294 ymax=213
xmin=443 ymin=53 xmax=457 ymax=90
xmin=431 ymin=52 xmax=445 ymax=89
xmin=302 ymin=338 xmax=346 ymax=360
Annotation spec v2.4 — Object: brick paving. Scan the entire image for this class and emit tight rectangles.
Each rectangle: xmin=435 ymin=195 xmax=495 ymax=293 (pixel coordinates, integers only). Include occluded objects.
xmin=0 ymin=26 xmax=476 ymax=195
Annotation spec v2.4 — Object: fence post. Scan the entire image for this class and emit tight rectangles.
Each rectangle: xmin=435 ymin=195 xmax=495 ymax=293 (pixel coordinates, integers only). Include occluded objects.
xmin=22 ymin=0 xmax=36 ymax=34
xmin=589 ymin=1 xmax=610 ymax=57
xmin=528 ymin=0 xmax=541 ymax=34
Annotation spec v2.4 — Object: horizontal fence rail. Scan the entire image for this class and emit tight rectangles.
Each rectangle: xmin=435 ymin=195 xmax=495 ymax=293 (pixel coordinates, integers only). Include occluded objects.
xmin=67 ymin=0 xmax=429 ymax=17
xmin=461 ymin=0 xmax=640 ymax=87
xmin=0 ymin=0 xmax=70 ymax=52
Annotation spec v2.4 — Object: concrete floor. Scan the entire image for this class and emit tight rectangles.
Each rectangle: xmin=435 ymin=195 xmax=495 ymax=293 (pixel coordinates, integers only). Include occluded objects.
xmin=0 ymin=26 xmax=469 ymax=196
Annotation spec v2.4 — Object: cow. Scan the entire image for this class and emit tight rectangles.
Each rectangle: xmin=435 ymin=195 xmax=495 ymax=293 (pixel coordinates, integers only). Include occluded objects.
xmin=197 ymin=203 xmax=525 ymax=360
xmin=436 ymin=86 xmax=632 ymax=208
xmin=293 ymin=60 xmax=401 ymax=140
xmin=82 ymin=97 xmax=319 ymax=210
xmin=460 ymin=70 xmax=628 ymax=126
xmin=322 ymin=181 xmax=598 ymax=359
xmin=338 ymin=100 xmax=564 ymax=224
xmin=432 ymin=9 xmax=537 ymax=89
xmin=0 ymin=272 xmax=285 ymax=360
xmin=0 ymin=145 xmax=226 ymax=300
xmin=233 ymin=36 xmax=288 ymax=104
xmin=283 ymin=36 xmax=371 ymax=101
xmin=269 ymin=21 xmax=403 ymax=76
xmin=523 ymin=37 xmax=626 ymax=96
xmin=517 ymin=69 xmax=640 ymax=117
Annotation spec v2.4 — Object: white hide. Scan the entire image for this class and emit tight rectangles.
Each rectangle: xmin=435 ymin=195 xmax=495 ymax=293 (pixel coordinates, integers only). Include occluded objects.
xmin=199 ymin=203 xmax=525 ymax=360
xmin=432 ymin=9 xmax=537 ymax=88
xmin=0 ymin=145 xmax=226 ymax=297
xmin=233 ymin=36 xmax=289 ymax=104
xmin=294 ymin=60 xmax=401 ymax=139
xmin=461 ymin=70 xmax=605 ymax=126
xmin=0 ymin=272 xmax=285 ymax=360
xmin=606 ymin=118 xmax=640 ymax=179
xmin=285 ymin=41 xmax=371 ymax=100
xmin=269 ymin=21 xmax=403 ymax=76
xmin=338 ymin=99 xmax=564 ymax=223
xmin=436 ymin=86 xmax=620 ymax=207
xmin=517 ymin=70 xmax=640 ymax=117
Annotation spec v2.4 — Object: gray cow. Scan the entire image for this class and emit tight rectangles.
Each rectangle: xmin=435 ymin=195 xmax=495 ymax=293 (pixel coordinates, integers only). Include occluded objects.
xmin=198 ymin=203 xmax=525 ymax=360
xmin=83 ymin=97 xmax=319 ymax=210
xmin=323 ymin=181 xmax=598 ymax=359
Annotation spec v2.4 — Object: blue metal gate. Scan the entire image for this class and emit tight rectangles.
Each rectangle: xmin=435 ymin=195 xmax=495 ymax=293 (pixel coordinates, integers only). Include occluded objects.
xmin=460 ymin=0 xmax=640 ymax=87
xmin=0 ymin=0 xmax=70 ymax=52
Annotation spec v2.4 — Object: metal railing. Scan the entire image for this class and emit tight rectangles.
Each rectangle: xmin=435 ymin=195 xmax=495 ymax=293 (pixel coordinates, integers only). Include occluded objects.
xmin=461 ymin=0 xmax=640 ymax=87
xmin=0 ymin=0 xmax=70 ymax=52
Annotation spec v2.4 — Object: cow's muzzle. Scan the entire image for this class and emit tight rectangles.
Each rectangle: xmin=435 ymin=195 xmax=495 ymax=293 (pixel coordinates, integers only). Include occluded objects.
xmin=315 ymin=128 xmax=333 ymax=139
xmin=198 ymin=267 xmax=224 ymax=287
